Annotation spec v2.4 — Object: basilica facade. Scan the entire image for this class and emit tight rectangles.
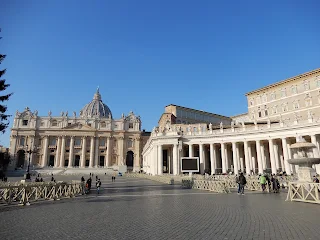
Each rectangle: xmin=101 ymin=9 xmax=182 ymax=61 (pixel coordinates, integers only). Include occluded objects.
xmin=142 ymin=68 xmax=320 ymax=176
xmin=9 ymin=89 xmax=150 ymax=171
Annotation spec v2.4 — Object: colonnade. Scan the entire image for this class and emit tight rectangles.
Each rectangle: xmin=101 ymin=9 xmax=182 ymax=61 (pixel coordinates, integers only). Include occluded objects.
xmin=144 ymin=134 xmax=320 ymax=176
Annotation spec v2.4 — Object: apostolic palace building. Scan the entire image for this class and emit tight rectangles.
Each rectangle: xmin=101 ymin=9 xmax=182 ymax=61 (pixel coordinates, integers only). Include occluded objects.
xmin=8 ymin=68 xmax=320 ymax=176
xmin=142 ymin=68 xmax=320 ymax=176
xmin=9 ymin=89 xmax=150 ymax=172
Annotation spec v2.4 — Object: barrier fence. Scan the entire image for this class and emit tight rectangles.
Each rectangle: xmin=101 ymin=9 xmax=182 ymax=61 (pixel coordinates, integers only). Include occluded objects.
xmin=0 ymin=181 xmax=85 ymax=206
xmin=286 ymin=182 xmax=320 ymax=204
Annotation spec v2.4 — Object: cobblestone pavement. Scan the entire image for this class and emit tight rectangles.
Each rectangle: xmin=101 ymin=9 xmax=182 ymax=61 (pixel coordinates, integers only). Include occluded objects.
xmin=1 ymin=175 xmax=320 ymax=240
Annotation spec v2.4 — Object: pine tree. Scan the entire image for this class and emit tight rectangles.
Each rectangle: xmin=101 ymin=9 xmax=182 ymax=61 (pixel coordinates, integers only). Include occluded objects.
xmin=0 ymin=30 xmax=13 ymax=133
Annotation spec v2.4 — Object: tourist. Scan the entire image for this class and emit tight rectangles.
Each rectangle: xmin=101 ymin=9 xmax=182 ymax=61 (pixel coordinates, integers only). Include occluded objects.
xmin=235 ymin=174 xmax=240 ymax=195
xmin=51 ymin=174 xmax=55 ymax=182
xmin=238 ymin=173 xmax=246 ymax=195
xmin=81 ymin=176 xmax=85 ymax=182
xmin=96 ymin=179 xmax=101 ymax=194
xmin=260 ymin=174 xmax=267 ymax=192
xmin=313 ymin=176 xmax=319 ymax=183
xmin=271 ymin=175 xmax=280 ymax=193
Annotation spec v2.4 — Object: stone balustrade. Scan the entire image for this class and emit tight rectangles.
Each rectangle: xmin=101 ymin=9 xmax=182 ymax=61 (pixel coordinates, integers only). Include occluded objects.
xmin=0 ymin=181 xmax=84 ymax=206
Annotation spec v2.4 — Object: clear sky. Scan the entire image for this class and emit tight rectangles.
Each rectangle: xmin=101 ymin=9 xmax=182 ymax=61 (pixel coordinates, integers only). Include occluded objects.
xmin=1 ymin=0 xmax=320 ymax=147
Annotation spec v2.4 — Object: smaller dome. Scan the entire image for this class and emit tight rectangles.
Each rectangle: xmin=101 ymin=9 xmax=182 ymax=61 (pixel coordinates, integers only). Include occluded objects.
xmin=80 ymin=88 xmax=112 ymax=118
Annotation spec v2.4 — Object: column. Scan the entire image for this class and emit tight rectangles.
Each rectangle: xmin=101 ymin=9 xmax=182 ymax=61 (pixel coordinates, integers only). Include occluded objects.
xmin=210 ymin=144 xmax=216 ymax=175
xmin=232 ymin=142 xmax=239 ymax=175
xmin=89 ymin=136 xmax=95 ymax=167
xmin=248 ymin=143 xmax=253 ymax=172
xmin=118 ymin=136 xmax=124 ymax=166
xmin=153 ymin=145 xmax=158 ymax=175
xmin=173 ymin=143 xmax=178 ymax=175
xmin=95 ymin=137 xmax=99 ymax=167
xmin=199 ymin=143 xmax=204 ymax=174
xmin=106 ymin=137 xmax=111 ymax=167
xmin=134 ymin=137 xmax=141 ymax=171
xmin=55 ymin=136 xmax=61 ymax=167
xmin=59 ymin=136 xmax=66 ymax=167
xmin=221 ymin=143 xmax=227 ymax=173
xmin=168 ymin=149 xmax=171 ymax=174
xmin=41 ymin=136 xmax=49 ymax=167
xmin=81 ymin=136 xmax=86 ymax=168
xmin=189 ymin=144 xmax=193 ymax=157
xmin=68 ymin=136 xmax=74 ymax=168
xmin=261 ymin=143 xmax=266 ymax=170
xmin=273 ymin=142 xmax=280 ymax=170
xmin=268 ymin=139 xmax=277 ymax=174
xmin=256 ymin=140 xmax=263 ymax=174
xmin=281 ymin=138 xmax=291 ymax=175
xmin=244 ymin=141 xmax=250 ymax=175
xmin=158 ymin=144 xmax=163 ymax=175
xmin=236 ymin=144 xmax=242 ymax=172
xmin=310 ymin=135 xmax=320 ymax=173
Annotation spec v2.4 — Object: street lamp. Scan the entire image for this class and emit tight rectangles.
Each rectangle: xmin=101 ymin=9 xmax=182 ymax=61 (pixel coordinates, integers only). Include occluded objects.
xmin=25 ymin=144 xmax=37 ymax=180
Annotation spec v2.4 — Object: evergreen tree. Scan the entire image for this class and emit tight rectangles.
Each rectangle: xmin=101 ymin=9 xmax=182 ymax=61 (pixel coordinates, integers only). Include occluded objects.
xmin=0 ymin=30 xmax=13 ymax=133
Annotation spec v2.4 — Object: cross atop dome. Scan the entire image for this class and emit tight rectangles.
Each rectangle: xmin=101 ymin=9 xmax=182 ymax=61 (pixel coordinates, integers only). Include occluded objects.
xmin=93 ymin=87 xmax=101 ymax=101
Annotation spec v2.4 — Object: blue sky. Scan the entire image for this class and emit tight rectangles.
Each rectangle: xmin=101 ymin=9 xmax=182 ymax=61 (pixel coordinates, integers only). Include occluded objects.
xmin=1 ymin=0 xmax=319 ymax=147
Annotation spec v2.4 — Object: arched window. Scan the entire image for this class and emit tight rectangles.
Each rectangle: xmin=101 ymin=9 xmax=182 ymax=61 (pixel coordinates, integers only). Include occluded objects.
xmin=305 ymin=94 xmax=312 ymax=107
xmin=100 ymin=121 xmax=106 ymax=128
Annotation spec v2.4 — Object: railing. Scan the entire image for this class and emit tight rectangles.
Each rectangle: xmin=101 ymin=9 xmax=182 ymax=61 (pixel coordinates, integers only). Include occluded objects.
xmin=0 ymin=181 xmax=85 ymax=206
xmin=286 ymin=182 xmax=320 ymax=204
xmin=182 ymin=179 xmax=230 ymax=193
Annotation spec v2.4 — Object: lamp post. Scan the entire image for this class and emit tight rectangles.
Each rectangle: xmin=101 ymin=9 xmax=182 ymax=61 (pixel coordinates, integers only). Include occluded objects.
xmin=25 ymin=144 xmax=37 ymax=180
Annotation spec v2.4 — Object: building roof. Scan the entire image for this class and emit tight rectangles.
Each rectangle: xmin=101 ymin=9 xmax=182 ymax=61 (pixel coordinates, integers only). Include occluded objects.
xmin=165 ymin=104 xmax=231 ymax=119
xmin=230 ymin=113 xmax=248 ymax=118
xmin=245 ymin=68 xmax=320 ymax=96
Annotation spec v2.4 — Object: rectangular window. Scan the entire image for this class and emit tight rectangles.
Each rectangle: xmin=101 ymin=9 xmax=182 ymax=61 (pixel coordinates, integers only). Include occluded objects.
xmin=49 ymin=138 xmax=56 ymax=146
xmin=20 ymin=137 xmax=25 ymax=146
xmin=127 ymin=140 xmax=133 ymax=148
xmin=129 ymin=123 xmax=133 ymax=129
xmin=99 ymin=138 xmax=105 ymax=146
xmin=22 ymin=120 xmax=28 ymax=126
xmin=75 ymin=138 xmax=81 ymax=146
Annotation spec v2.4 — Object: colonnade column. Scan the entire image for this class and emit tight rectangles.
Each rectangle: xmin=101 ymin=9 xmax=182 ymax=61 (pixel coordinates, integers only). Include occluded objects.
xmin=89 ymin=137 xmax=95 ymax=168
xmin=310 ymin=135 xmax=320 ymax=174
xmin=247 ymin=143 xmax=253 ymax=173
xmin=158 ymin=145 xmax=163 ymax=175
xmin=210 ymin=144 xmax=215 ymax=175
xmin=153 ymin=145 xmax=158 ymax=175
xmin=221 ymin=143 xmax=227 ymax=173
xmin=42 ymin=136 xmax=49 ymax=167
xmin=256 ymin=140 xmax=263 ymax=174
xmin=173 ymin=143 xmax=178 ymax=175
xmin=268 ymin=139 xmax=277 ymax=174
xmin=199 ymin=143 xmax=204 ymax=174
xmin=244 ymin=141 xmax=250 ymax=175
xmin=134 ymin=137 xmax=141 ymax=170
xmin=106 ymin=137 xmax=111 ymax=167
xmin=59 ymin=136 xmax=66 ymax=167
xmin=232 ymin=142 xmax=238 ymax=175
xmin=281 ymin=138 xmax=291 ymax=175
xmin=55 ymin=137 xmax=61 ymax=167
xmin=68 ymin=136 xmax=74 ymax=168
xmin=81 ymin=136 xmax=86 ymax=168
xmin=273 ymin=143 xmax=280 ymax=170
xmin=189 ymin=144 xmax=193 ymax=157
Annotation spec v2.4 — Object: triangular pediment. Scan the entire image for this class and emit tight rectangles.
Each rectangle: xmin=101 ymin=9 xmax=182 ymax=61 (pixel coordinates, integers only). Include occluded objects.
xmin=62 ymin=123 xmax=95 ymax=130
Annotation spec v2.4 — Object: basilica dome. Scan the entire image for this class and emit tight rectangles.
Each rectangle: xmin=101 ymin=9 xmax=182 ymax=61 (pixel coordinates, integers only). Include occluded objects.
xmin=80 ymin=88 xmax=112 ymax=118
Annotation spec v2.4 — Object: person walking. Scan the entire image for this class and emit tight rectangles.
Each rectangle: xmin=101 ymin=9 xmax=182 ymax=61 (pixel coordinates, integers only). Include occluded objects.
xmin=235 ymin=174 xmax=241 ymax=195
xmin=238 ymin=172 xmax=247 ymax=195
xmin=96 ymin=179 xmax=101 ymax=194
xmin=260 ymin=174 xmax=267 ymax=192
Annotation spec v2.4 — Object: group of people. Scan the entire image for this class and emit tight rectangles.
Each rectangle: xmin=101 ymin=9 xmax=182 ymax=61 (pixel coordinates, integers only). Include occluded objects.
xmin=82 ymin=175 xmax=101 ymax=194
xmin=258 ymin=174 xmax=280 ymax=193
xmin=235 ymin=173 xmax=282 ymax=194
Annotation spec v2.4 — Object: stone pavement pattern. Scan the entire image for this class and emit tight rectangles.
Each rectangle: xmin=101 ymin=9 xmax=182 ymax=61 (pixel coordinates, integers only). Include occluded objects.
xmin=1 ymin=175 xmax=320 ymax=240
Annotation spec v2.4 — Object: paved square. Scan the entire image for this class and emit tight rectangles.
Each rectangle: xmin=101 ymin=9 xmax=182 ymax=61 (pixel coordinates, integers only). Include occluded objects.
xmin=1 ymin=175 xmax=320 ymax=240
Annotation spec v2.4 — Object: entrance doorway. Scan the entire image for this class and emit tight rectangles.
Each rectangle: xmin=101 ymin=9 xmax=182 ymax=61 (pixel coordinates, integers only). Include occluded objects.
xmin=16 ymin=150 xmax=25 ymax=168
xmin=49 ymin=155 xmax=55 ymax=166
xmin=126 ymin=151 xmax=134 ymax=167
xmin=64 ymin=159 xmax=69 ymax=167
xmin=100 ymin=156 xmax=105 ymax=167
xmin=75 ymin=155 xmax=80 ymax=167
xmin=85 ymin=160 xmax=89 ymax=167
